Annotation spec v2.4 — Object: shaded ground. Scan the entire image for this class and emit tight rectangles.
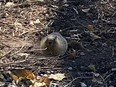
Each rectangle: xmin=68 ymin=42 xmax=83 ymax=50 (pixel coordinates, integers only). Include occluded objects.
xmin=0 ymin=0 xmax=116 ymax=87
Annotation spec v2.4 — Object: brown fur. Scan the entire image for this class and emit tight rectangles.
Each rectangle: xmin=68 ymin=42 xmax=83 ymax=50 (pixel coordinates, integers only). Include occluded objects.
xmin=40 ymin=32 xmax=68 ymax=56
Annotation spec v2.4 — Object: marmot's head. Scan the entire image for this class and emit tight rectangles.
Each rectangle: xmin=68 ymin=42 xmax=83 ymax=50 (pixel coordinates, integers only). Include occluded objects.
xmin=45 ymin=36 xmax=57 ymax=47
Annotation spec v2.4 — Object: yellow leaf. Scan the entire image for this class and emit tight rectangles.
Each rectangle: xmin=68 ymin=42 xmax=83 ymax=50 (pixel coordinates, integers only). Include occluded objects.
xmin=11 ymin=69 xmax=35 ymax=83
xmin=39 ymin=76 xmax=50 ymax=86
xmin=49 ymin=73 xmax=65 ymax=81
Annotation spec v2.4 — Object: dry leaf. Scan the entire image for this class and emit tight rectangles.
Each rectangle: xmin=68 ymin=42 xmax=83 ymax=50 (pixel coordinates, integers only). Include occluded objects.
xmin=30 ymin=21 xmax=34 ymax=25
xmin=30 ymin=76 xmax=49 ymax=87
xmin=37 ymin=0 xmax=44 ymax=2
xmin=88 ymin=64 xmax=96 ymax=72
xmin=39 ymin=76 xmax=50 ymax=86
xmin=0 ymin=81 xmax=5 ymax=87
xmin=68 ymin=49 xmax=77 ymax=58
xmin=30 ymin=82 xmax=46 ymax=87
xmin=87 ymin=25 xmax=94 ymax=32
xmin=27 ymin=0 xmax=44 ymax=3
xmin=11 ymin=69 xmax=35 ymax=83
xmin=7 ymin=83 xmax=17 ymax=87
xmin=14 ymin=21 xmax=23 ymax=30
xmin=0 ymin=72 xmax=4 ymax=82
xmin=17 ymin=53 xmax=30 ymax=58
xmin=90 ymin=32 xmax=101 ymax=40
xmin=0 ymin=52 xmax=3 ymax=59
xmin=49 ymin=73 xmax=65 ymax=81
xmin=30 ymin=19 xmax=41 ymax=25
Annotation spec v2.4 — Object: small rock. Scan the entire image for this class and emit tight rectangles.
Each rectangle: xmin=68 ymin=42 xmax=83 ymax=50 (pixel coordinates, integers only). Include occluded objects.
xmin=5 ymin=2 xmax=14 ymax=7
xmin=34 ymin=19 xmax=41 ymax=24
xmin=82 ymin=8 xmax=90 ymax=13
xmin=0 ymin=81 xmax=5 ymax=86
xmin=80 ymin=52 xmax=85 ymax=56
xmin=109 ymin=86 xmax=114 ymax=87
xmin=80 ymin=82 xmax=87 ymax=87
xmin=47 ymin=71 xmax=50 ymax=74
xmin=68 ymin=67 xmax=73 ymax=70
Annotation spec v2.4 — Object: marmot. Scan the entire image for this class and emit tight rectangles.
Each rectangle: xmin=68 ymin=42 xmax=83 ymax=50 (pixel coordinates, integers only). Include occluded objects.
xmin=40 ymin=32 xmax=68 ymax=56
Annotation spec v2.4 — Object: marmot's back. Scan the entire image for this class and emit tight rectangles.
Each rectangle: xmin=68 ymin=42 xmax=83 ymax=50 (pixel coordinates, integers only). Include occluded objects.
xmin=40 ymin=32 xmax=68 ymax=56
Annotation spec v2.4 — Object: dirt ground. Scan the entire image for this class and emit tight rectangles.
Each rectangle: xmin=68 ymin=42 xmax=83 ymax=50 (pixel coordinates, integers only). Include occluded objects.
xmin=0 ymin=0 xmax=116 ymax=87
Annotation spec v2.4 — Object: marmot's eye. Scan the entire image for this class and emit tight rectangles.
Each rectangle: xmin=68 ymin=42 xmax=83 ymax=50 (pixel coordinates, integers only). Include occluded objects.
xmin=48 ymin=41 xmax=53 ymax=45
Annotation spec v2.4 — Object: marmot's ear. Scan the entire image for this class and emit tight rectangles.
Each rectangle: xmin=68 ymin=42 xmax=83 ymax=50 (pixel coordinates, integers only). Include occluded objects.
xmin=46 ymin=37 xmax=49 ymax=41
xmin=54 ymin=36 xmax=57 ymax=40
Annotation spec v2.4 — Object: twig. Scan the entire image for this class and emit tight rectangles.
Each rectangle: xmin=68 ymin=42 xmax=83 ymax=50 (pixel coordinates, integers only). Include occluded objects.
xmin=10 ymin=44 xmax=25 ymax=56
xmin=73 ymin=7 xmax=78 ymax=15
xmin=0 ymin=49 xmax=13 ymax=58
xmin=104 ymin=73 xmax=114 ymax=81
xmin=0 ymin=58 xmax=27 ymax=67
xmin=111 ymin=46 xmax=115 ymax=57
